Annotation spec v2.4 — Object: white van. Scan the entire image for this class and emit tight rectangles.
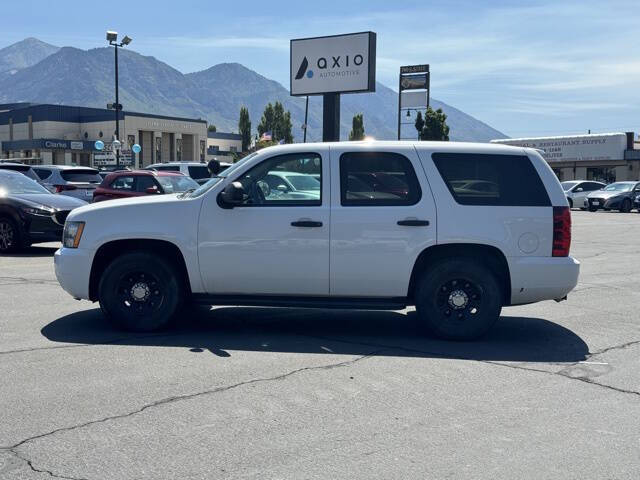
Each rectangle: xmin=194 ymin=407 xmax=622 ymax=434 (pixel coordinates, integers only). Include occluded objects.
xmin=55 ymin=141 xmax=579 ymax=340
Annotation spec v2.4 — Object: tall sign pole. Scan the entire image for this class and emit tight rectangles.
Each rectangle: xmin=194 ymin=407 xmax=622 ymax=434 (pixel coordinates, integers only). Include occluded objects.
xmin=290 ymin=32 xmax=376 ymax=143
xmin=398 ymin=64 xmax=430 ymax=140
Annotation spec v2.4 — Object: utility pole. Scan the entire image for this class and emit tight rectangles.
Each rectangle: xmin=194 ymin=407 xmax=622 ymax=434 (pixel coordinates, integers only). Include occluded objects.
xmin=106 ymin=31 xmax=132 ymax=169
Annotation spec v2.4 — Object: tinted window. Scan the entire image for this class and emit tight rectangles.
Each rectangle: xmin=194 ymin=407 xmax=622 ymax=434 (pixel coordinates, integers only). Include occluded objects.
xmin=585 ymin=182 xmax=603 ymax=191
xmin=60 ymin=169 xmax=102 ymax=183
xmin=188 ymin=166 xmax=210 ymax=179
xmin=33 ymin=168 xmax=52 ymax=180
xmin=110 ymin=176 xmax=135 ymax=191
xmin=156 ymin=175 xmax=199 ymax=193
xmin=235 ymin=153 xmax=321 ymax=206
xmin=431 ymin=153 xmax=550 ymax=207
xmin=340 ymin=152 xmax=421 ymax=206
xmin=136 ymin=176 xmax=157 ymax=193
xmin=155 ymin=165 xmax=180 ymax=172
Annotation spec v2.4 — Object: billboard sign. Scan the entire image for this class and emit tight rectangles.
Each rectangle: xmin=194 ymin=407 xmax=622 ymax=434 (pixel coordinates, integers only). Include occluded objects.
xmin=400 ymin=74 xmax=428 ymax=91
xmin=491 ymin=133 xmax=628 ymax=163
xmin=290 ymin=32 xmax=376 ymax=96
xmin=400 ymin=64 xmax=429 ymax=74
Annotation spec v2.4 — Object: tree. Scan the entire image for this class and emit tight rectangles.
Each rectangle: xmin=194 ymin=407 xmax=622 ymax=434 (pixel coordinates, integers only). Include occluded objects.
xmin=207 ymin=124 xmax=216 ymax=132
xmin=419 ymin=107 xmax=450 ymax=141
xmin=238 ymin=107 xmax=251 ymax=151
xmin=414 ymin=111 xmax=425 ymax=137
xmin=257 ymin=101 xmax=293 ymax=143
xmin=349 ymin=113 xmax=365 ymax=141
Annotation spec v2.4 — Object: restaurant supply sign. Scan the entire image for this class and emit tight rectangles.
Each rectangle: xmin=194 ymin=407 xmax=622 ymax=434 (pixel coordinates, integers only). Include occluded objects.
xmin=491 ymin=133 xmax=628 ymax=163
xmin=290 ymin=32 xmax=376 ymax=96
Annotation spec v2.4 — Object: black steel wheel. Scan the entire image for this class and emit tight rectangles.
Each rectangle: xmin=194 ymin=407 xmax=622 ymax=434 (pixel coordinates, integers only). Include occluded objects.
xmin=415 ymin=259 xmax=502 ymax=340
xmin=98 ymin=252 xmax=182 ymax=331
xmin=0 ymin=216 xmax=21 ymax=253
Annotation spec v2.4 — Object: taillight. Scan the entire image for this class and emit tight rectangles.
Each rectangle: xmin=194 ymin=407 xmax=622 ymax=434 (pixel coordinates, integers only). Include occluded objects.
xmin=552 ymin=206 xmax=571 ymax=257
xmin=54 ymin=184 xmax=77 ymax=193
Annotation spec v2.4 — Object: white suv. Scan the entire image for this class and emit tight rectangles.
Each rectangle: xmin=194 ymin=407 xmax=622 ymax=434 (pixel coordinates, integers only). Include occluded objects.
xmin=55 ymin=141 xmax=579 ymax=340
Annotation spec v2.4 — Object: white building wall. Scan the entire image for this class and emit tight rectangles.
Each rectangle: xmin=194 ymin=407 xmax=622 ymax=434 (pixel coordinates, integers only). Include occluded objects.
xmin=207 ymin=137 xmax=242 ymax=152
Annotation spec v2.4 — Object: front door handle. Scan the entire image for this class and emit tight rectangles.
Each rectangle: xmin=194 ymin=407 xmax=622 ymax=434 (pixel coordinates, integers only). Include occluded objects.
xmin=397 ymin=219 xmax=430 ymax=226
xmin=291 ymin=220 xmax=323 ymax=228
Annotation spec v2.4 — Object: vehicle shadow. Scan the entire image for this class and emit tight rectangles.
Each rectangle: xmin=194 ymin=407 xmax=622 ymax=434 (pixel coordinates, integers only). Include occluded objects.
xmin=41 ymin=306 xmax=589 ymax=363
xmin=3 ymin=245 xmax=59 ymax=257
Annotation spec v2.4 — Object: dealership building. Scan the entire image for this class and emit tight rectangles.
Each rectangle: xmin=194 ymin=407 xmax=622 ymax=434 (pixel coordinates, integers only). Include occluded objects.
xmin=0 ymin=103 xmax=208 ymax=167
xmin=491 ymin=132 xmax=640 ymax=183
xmin=206 ymin=131 xmax=242 ymax=161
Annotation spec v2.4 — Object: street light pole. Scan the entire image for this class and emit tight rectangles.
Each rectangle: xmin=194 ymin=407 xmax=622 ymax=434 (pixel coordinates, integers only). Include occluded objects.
xmin=106 ymin=31 xmax=132 ymax=170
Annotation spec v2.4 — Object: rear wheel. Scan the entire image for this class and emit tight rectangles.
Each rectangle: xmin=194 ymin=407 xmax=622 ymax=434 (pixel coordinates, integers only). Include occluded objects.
xmin=620 ymin=199 xmax=631 ymax=213
xmin=0 ymin=216 xmax=22 ymax=253
xmin=98 ymin=252 xmax=182 ymax=331
xmin=415 ymin=259 xmax=502 ymax=341
xmin=588 ymin=206 xmax=598 ymax=212
xmin=567 ymin=198 xmax=573 ymax=208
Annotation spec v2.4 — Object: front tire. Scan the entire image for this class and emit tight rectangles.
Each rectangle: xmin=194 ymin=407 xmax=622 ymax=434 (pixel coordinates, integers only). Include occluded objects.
xmin=620 ymin=199 xmax=631 ymax=213
xmin=0 ymin=216 xmax=22 ymax=253
xmin=415 ymin=259 xmax=502 ymax=341
xmin=98 ymin=252 xmax=182 ymax=332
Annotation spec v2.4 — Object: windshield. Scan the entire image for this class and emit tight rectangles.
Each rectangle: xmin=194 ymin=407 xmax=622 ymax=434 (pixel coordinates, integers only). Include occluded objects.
xmin=156 ymin=175 xmax=199 ymax=193
xmin=603 ymin=183 xmax=633 ymax=192
xmin=187 ymin=166 xmax=210 ymax=180
xmin=561 ymin=181 xmax=579 ymax=191
xmin=188 ymin=153 xmax=258 ymax=198
xmin=0 ymin=173 xmax=51 ymax=195
xmin=286 ymin=175 xmax=320 ymax=191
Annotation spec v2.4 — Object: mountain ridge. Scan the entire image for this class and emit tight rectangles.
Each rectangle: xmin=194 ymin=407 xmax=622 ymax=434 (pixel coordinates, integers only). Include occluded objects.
xmin=0 ymin=38 xmax=506 ymax=142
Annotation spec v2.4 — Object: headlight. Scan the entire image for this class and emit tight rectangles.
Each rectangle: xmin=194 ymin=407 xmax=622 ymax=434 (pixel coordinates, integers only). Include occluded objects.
xmin=22 ymin=205 xmax=54 ymax=216
xmin=63 ymin=221 xmax=85 ymax=248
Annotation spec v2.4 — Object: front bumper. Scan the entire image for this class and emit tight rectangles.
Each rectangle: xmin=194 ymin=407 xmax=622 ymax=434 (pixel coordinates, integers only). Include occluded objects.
xmin=587 ymin=196 xmax=622 ymax=210
xmin=54 ymin=247 xmax=93 ymax=300
xmin=508 ymin=256 xmax=580 ymax=305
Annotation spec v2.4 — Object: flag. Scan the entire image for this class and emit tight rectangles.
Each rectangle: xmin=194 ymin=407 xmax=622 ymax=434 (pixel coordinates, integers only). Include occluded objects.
xmin=260 ymin=131 xmax=272 ymax=141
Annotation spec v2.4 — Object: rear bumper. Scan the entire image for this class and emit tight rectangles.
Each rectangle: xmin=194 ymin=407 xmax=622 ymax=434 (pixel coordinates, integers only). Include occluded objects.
xmin=54 ymin=247 xmax=93 ymax=300
xmin=508 ymin=256 xmax=580 ymax=305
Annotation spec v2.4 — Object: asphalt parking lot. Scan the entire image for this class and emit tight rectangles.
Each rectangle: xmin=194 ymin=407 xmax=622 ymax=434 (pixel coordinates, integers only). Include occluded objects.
xmin=1 ymin=210 xmax=639 ymax=479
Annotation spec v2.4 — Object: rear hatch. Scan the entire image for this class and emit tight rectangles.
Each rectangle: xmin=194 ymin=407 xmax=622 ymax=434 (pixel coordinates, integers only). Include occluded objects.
xmin=58 ymin=169 xmax=102 ymax=198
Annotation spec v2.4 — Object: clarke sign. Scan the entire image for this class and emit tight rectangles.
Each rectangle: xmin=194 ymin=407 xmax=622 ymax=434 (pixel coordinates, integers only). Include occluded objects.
xmin=290 ymin=32 xmax=376 ymax=96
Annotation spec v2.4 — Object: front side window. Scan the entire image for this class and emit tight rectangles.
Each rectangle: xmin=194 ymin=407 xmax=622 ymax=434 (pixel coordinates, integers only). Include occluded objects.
xmin=110 ymin=176 xmax=135 ymax=191
xmin=234 ymin=152 xmax=322 ymax=206
xmin=340 ymin=152 xmax=421 ymax=206
xmin=432 ymin=153 xmax=550 ymax=207
xmin=136 ymin=176 xmax=157 ymax=193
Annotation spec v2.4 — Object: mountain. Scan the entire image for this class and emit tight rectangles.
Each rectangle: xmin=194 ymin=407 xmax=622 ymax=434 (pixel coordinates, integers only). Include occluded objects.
xmin=0 ymin=37 xmax=59 ymax=74
xmin=0 ymin=38 xmax=506 ymax=142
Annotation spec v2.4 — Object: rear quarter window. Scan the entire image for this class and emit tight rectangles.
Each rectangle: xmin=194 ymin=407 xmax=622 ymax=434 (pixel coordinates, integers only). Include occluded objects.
xmin=431 ymin=153 xmax=551 ymax=207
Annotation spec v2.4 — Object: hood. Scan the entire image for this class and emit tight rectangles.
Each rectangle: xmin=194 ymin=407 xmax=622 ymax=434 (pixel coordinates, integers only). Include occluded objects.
xmin=69 ymin=192 xmax=183 ymax=217
xmin=587 ymin=190 xmax=628 ymax=199
xmin=13 ymin=193 xmax=88 ymax=210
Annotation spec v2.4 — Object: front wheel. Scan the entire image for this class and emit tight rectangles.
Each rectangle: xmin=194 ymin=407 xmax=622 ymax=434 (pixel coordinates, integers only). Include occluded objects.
xmin=620 ymin=199 xmax=631 ymax=213
xmin=98 ymin=252 xmax=183 ymax=331
xmin=415 ymin=259 xmax=502 ymax=341
xmin=0 ymin=216 xmax=22 ymax=253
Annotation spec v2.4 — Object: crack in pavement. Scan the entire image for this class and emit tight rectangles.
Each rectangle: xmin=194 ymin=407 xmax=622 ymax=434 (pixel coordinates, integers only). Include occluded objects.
xmin=0 ymin=349 xmax=384 ymax=480
xmin=6 ymin=448 xmax=89 ymax=480
xmin=0 ymin=276 xmax=59 ymax=286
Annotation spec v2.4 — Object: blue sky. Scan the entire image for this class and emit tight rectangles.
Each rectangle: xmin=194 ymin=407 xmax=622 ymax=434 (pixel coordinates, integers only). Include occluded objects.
xmin=1 ymin=0 xmax=639 ymax=138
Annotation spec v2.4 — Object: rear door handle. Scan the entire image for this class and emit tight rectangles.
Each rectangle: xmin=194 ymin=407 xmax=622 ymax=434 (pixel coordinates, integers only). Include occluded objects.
xmin=397 ymin=219 xmax=430 ymax=226
xmin=291 ymin=220 xmax=323 ymax=228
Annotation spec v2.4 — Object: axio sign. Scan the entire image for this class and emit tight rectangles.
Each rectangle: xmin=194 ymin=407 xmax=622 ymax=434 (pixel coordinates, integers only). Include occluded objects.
xmin=290 ymin=32 xmax=376 ymax=96
xmin=492 ymin=133 xmax=628 ymax=163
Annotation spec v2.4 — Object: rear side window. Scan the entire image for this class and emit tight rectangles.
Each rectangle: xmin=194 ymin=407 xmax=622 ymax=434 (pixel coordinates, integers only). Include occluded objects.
xmin=33 ymin=168 xmax=52 ymax=180
xmin=188 ymin=166 xmax=209 ymax=179
xmin=340 ymin=152 xmax=421 ymax=206
xmin=60 ymin=169 xmax=102 ymax=183
xmin=156 ymin=165 xmax=180 ymax=172
xmin=431 ymin=153 xmax=550 ymax=206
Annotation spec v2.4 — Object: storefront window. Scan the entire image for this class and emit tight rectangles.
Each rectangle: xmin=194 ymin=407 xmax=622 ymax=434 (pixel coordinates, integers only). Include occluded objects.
xmin=200 ymin=140 xmax=206 ymax=161
xmin=552 ymin=168 xmax=563 ymax=181
xmin=176 ymin=139 xmax=182 ymax=161
xmin=155 ymin=137 xmax=162 ymax=163
xmin=587 ymin=167 xmax=616 ymax=184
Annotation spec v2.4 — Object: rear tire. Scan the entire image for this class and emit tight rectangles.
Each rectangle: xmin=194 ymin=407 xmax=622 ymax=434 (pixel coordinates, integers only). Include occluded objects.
xmin=98 ymin=252 xmax=182 ymax=332
xmin=567 ymin=198 xmax=573 ymax=208
xmin=415 ymin=259 xmax=502 ymax=341
xmin=588 ymin=207 xmax=597 ymax=212
xmin=0 ymin=216 xmax=22 ymax=253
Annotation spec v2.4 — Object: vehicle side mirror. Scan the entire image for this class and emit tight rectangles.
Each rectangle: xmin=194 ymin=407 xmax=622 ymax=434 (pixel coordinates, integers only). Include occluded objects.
xmin=574 ymin=187 xmax=583 ymax=192
xmin=276 ymin=184 xmax=288 ymax=192
xmin=145 ymin=186 xmax=161 ymax=194
xmin=219 ymin=182 xmax=246 ymax=208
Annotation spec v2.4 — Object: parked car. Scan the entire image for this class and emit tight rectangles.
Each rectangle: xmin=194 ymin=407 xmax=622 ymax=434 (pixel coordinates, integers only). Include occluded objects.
xmin=55 ymin=142 xmax=579 ymax=341
xmin=93 ymin=170 xmax=199 ymax=202
xmin=585 ymin=181 xmax=640 ymax=212
xmin=258 ymin=170 xmax=321 ymax=201
xmin=634 ymin=193 xmax=640 ymax=212
xmin=0 ymin=162 xmax=42 ymax=183
xmin=561 ymin=180 xmax=605 ymax=209
xmin=32 ymin=166 xmax=103 ymax=200
xmin=0 ymin=170 xmax=87 ymax=252
xmin=145 ymin=161 xmax=231 ymax=184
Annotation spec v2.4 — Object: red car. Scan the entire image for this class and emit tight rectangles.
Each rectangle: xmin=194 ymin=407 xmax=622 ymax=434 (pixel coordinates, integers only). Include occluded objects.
xmin=93 ymin=170 xmax=200 ymax=202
